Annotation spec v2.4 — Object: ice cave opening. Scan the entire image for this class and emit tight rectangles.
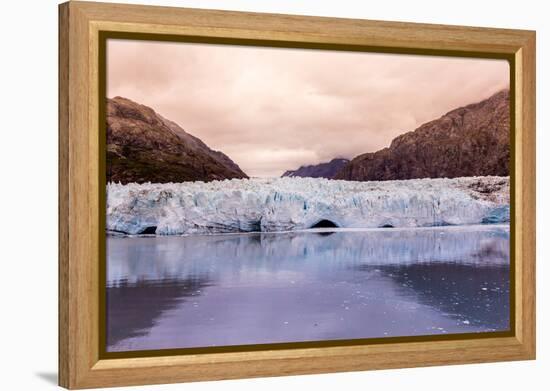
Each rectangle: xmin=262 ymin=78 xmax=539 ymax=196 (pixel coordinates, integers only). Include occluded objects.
xmin=310 ymin=219 xmax=339 ymax=229
xmin=139 ymin=226 xmax=158 ymax=235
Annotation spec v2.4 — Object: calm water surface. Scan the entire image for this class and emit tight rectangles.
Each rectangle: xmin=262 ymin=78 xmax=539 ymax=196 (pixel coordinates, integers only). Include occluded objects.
xmin=106 ymin=225 xmax=510 ymax=352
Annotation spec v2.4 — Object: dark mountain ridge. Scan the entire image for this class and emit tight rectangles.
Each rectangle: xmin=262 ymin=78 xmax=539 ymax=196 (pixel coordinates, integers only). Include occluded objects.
xmin=106 ymin=97 xmax=248 ymax=184
xmin=282 ymin=158 xmax=350 ymax=179
xmin=335 ymin=89 xmax=510 ymax=181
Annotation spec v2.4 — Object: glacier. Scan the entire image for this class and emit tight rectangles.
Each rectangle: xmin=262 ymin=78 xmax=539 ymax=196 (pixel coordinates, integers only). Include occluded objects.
xmin=106 ymin=176 xmax=510 ymax=235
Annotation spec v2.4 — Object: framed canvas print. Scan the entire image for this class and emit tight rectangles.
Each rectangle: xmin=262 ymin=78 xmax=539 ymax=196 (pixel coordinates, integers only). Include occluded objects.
xmin=59 ymin=1 xmax=536 ymax=389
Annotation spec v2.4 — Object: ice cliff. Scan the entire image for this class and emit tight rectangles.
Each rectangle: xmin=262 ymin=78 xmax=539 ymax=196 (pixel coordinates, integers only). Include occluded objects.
xmin=106 ymin=176 xmax=510 ymax=235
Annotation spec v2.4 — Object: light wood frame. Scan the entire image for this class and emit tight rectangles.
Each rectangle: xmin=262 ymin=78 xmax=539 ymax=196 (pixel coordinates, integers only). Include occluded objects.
xmin=59 ymin=1 xmax=536 ymax=389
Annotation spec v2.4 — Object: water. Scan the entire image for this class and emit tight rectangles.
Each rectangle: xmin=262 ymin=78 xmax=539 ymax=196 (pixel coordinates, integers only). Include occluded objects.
xmin=106 ymin=224 xmax=510 ymax=352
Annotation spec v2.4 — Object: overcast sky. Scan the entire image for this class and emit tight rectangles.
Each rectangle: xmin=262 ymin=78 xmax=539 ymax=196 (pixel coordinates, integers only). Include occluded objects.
xmin=107 ymin=39 xmax=509 ymax=177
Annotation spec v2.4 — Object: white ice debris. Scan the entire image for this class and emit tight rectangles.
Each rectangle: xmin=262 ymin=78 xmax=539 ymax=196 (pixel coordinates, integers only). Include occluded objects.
xmin=106 ymin=176 xmax=510 ymax=235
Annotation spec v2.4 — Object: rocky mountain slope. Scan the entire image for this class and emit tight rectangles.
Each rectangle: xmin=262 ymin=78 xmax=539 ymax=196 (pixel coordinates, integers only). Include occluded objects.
xmin=282 ymin=158 xmax=350 ymax=179
xmin=335 ymin=90 xmax=510 ymax=181
xmin=106 ymin=97 xmax=248 ymax=184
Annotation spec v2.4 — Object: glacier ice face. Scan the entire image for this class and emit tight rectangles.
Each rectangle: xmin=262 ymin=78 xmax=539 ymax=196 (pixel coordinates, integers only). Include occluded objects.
xmin=106 ymin=176 xmax=510 ymax=235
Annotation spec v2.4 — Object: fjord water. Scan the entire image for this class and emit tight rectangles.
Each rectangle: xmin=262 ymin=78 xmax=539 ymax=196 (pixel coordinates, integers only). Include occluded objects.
xmin=106 ymin=225 xmax=510 ymax=352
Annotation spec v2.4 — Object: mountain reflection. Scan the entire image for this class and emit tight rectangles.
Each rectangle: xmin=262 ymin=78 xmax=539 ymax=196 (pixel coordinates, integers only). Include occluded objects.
xmin=357 ymin=262 xmax=509 ymax=330
xmin=107 ymin=275 xmax=211 ymax=349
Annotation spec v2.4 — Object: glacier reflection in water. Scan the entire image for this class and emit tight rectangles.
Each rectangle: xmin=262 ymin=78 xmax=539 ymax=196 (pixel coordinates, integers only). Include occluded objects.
xmin=106 ymin=224 xmax=510 ymax=352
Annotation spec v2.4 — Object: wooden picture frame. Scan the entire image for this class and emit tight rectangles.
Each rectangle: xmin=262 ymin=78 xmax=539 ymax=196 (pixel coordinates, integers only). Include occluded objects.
xmin=59 ymin=1 xmax=536 ymax=389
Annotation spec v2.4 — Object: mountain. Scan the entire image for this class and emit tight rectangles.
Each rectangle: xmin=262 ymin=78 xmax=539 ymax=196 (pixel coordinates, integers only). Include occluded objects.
xmin=106 ymin=97 xmax=248 ymax=184
xmin=282 ymin=158 xmax=350 ymax=179
xmin=334 ymin=90 xmax=510 ymax=181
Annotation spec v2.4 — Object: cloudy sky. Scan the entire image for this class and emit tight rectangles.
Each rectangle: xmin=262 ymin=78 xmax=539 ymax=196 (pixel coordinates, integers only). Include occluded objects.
xmin=107 ymin=39 xmax=509 ymax=177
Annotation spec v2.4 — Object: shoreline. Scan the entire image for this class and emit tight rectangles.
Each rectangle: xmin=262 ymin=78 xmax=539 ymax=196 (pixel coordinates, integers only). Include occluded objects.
xmin=107 ymin=222 xmax=510 ymax=239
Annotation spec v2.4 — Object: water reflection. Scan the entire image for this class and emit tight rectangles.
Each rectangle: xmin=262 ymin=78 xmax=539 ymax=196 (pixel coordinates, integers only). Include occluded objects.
xmin=365 ymin=263 xmax=509 ymax=329
xmin=106 ymin=224 xmax=510 ymax=352
xmin=107 ymin=276 xmax=211 ymax=348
